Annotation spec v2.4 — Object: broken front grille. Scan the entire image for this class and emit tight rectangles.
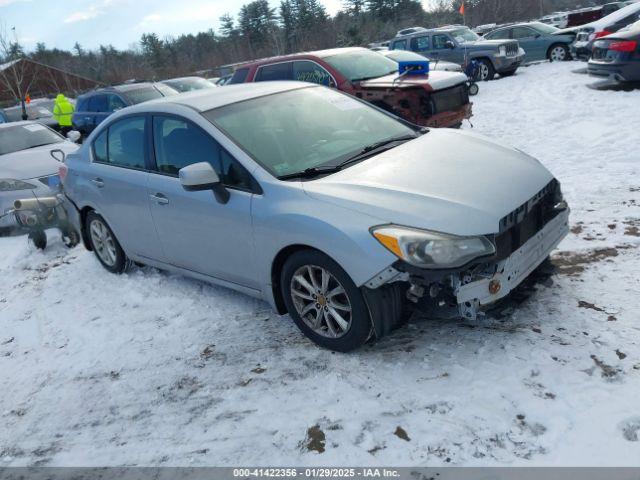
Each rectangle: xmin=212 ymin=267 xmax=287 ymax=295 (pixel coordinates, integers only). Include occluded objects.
xmin=494 ymin=179 xmax=562 ymax=260
xmin=426 ymin=83 xmax=469 ymax=115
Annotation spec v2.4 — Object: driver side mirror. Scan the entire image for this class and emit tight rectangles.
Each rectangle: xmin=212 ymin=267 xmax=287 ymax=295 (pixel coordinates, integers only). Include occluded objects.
xmin=445 ymin=40 xmax=455 ymax=49
xmin=179 ymin=161 xmax=229 ymax=204
xmin=66 ymin=130 xmax=82 ymax=143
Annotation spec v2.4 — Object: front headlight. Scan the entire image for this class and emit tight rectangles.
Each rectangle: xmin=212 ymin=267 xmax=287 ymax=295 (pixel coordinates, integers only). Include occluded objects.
xmin=371 ymin=225 xmax=495 ymax=269
xmin=0 ymin=179 xmax=36 ymax=192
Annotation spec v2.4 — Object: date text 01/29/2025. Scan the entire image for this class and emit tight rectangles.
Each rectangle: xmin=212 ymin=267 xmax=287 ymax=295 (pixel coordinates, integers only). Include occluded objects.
xmin=232 ymin=468 xmax=400 ymax=478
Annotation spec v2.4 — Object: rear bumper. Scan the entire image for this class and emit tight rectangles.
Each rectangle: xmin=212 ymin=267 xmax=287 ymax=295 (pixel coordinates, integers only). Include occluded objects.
xmin=588 ymin=61 xmax=640 ymax=82
xmin=456 ymin=208 xmax=569 ymax=315
xmin=423 ymin=102 xmax=473 ymax=128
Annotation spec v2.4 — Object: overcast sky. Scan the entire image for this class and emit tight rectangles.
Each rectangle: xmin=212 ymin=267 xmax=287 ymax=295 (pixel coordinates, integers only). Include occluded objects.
xmin=1 ymin=0 xmax=435 ymax=52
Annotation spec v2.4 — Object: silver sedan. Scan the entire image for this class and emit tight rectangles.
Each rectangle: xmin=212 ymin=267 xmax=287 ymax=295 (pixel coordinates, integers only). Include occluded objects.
xmin=0 ymin=122 xmax=78 ymax=235
xmin=62 ymin=82 xmax=569 ymax=351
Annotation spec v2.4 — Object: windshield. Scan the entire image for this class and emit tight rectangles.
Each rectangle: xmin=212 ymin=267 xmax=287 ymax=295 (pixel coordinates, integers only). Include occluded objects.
xmin=0 ymin=123 xmax=63 ymax=156
xmin=450 ymin=28 xmax=480 ymax=43
xmin=204 ymin=87 xmax=415 ymax=178
xmin=323 ymin=50 xmax=398 ymax=82
xmin=163 ymin=77 xmax=214 ymax=92
xmin=530 ymin=22 xmax=560 ymax=34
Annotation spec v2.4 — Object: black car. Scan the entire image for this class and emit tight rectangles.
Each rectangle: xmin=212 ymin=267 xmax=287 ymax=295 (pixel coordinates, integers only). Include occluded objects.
xmin=72 ymin=83 xmax=178 ymax=136
xmin=588 ymin=23 xmax=640 ymax=81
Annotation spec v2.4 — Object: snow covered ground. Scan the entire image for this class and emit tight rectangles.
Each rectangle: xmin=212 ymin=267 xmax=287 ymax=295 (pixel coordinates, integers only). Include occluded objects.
xmin=1 ymin=61 xmax=640 ymax=467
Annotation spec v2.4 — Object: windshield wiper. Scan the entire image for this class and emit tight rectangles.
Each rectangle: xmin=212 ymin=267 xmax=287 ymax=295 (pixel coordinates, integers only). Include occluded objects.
xmin=336 ymin=134 xmax=418 ymax=167
xmin=352 ymin=71 xmax=398 ymax=82
xmin=278 ymin=165 xmax=343 ymax=181
xmin=278 ymin=134 xmax=418 ymax=181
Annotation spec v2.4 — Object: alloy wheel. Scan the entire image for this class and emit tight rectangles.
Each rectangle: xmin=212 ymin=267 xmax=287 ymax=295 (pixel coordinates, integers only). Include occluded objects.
xmin=550 ymin=46 xmax=566 ymax=61
xmin=290 ymin=265 xmax=352 ymax=338
xmin=479 ymin=63 xmax=490 ymax=80
xmin=89 ymin=219 xmax=117 ymax=267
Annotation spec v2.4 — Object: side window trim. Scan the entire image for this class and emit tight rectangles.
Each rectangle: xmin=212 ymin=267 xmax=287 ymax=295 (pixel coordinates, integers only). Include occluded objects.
xmin=91 ymin=114 xmax=149 ymax=172
xmin=148 ymin=113 xmax=261 ymax=195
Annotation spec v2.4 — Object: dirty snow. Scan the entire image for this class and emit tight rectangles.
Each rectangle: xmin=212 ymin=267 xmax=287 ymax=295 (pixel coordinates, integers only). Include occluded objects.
xmin=1 ymin=62 xmax=640 ymax=467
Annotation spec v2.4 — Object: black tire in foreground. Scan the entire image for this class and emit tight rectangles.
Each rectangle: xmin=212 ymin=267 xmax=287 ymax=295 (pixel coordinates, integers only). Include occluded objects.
xmin=281 ymin=249 xmax=374 ymax=352
xmin=85 ymin=211 xmax=130 ymax=274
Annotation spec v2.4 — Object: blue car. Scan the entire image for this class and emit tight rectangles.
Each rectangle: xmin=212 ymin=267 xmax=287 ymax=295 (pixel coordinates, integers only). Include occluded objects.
xmin=484 ymin=22 xmax=575 ymax=62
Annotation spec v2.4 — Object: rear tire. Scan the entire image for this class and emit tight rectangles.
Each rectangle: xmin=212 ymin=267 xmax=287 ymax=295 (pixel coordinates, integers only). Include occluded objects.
xmin=281 ymin=250 xmax=372 ymax=352
xmin=85 ymin=211 xmax=129 ymax=274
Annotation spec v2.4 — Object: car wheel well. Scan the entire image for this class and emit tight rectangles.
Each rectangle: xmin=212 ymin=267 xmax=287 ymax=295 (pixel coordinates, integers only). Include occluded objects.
xmin=271 ymin=245 xmax=327 ymax=315
xmin=79 ymin=206 xmax=94 ymax=251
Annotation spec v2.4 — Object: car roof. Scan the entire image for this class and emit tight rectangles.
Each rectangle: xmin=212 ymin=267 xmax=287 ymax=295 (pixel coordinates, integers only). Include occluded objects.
xmin=162 ymin=76 xmax=204 ymax=82
xmin=0 ymin=120 xmax=39 ymax=129
xmin=125 ymin=81 xmax=314 ymax=113
xmin=229 ymin=47 xmax=369 ymax=69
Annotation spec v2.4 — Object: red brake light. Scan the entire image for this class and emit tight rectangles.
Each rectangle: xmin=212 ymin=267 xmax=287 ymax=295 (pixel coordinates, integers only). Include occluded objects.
xmin=594 ymin=30 xmax=612 ymax=39
xmin=58 ymin=163 xmax=68 ymax=181
xmin=609 ymin=40 xmax=638 ymax=52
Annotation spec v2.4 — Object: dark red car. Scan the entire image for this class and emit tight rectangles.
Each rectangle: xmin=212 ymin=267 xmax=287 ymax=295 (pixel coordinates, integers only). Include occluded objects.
xmin=228 ymin=47 xmax=472 ymax=128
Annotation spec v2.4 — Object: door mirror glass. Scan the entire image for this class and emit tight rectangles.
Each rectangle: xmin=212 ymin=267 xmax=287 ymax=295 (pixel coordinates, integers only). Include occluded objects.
xmin=179 ymin=162 xmax=229 ymax=203
xmin=66 ymin=130 xmax=81 ymax=143
xmin=445 ymin=40 xmax=455 ymax=49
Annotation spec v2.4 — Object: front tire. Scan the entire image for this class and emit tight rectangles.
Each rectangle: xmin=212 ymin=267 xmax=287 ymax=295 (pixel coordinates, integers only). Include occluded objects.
xmin=86 ymin=211 xmax=129 ymax=274
xmin=548 ymin=44 xmax=569 ymax=62
xmin=478 ymin=59 xmax=496 ymax=81
xmin=281 ymin=250 xmax=372 ymax=352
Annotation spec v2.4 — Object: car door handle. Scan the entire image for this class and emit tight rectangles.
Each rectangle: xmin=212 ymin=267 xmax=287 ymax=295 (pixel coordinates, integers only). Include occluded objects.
xmin=150 ymin=193 xmax=169 ymax=205
xmin=91 ymin=177 xmax=104 ymax=188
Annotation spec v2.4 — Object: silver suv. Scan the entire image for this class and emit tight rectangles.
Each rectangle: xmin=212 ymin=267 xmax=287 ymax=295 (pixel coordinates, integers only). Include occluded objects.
xmin=62 ymin=83 xmax=569 ymax=352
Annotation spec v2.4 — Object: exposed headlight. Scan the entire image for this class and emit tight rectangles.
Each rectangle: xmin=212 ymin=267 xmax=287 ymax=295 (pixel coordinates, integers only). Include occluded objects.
xmin=0 ymin=179 xmax=36 ymax=192
xmin=498 ymin=45 xmax=507 ymax=56
xmin=371 ymin=225 xmax=495 ymax=269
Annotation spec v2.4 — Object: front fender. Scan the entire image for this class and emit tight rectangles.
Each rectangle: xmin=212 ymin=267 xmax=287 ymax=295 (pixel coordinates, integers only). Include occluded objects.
xmin=251 ymin=191 xmax=397 ymax=306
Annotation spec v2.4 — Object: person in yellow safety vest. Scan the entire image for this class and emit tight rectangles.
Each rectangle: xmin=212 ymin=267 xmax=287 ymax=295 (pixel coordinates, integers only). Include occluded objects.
xmin=52 ymin=94 xmax=75 ymax=134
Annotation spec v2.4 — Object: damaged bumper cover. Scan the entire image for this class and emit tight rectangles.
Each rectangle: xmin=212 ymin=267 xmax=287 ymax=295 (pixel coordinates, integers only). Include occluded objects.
xmin=456 ymin=207 xmax=569 ymax=319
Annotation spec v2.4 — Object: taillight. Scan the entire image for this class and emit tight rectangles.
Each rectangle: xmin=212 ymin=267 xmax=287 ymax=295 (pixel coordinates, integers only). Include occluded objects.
xmin=58 ymin=163 xmax=68 ymax=181
xmin=593 ymin=30 xmax=612 ymax=39
xmin=609 ymin=40 xmax=638 ymax=52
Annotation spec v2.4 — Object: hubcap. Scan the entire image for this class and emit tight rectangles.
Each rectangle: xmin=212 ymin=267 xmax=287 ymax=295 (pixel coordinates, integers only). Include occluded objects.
xmin=479 ymin=63 xmax=489 ymax=80
xmin=89 ymin=219 xmax=117 ymax=267
xmin=551 ymin=46 xmax=566 ymax=61
xmin=290 ymin=265 xmax=352 ymax=339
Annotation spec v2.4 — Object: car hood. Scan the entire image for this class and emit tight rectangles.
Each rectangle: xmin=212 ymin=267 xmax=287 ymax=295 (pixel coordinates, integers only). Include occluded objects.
xmin=0 ymin=142 xmax=78 ymax=180
xmin=302 ymin=129 xmax=555 ymax=236
xmin=462 ymin=39 xmax=506 ymax=48
xmin=358 ymin=71 xmax=468 ymax=91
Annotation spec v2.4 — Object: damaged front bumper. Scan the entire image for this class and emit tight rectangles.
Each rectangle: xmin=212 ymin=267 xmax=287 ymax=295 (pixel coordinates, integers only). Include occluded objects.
xmin=455 ymin=207 xmax=569 ymax=319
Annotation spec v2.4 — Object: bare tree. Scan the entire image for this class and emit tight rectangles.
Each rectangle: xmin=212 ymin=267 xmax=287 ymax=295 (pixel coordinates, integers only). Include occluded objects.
xmin=0 ymin=23 xmax=36 ymax=119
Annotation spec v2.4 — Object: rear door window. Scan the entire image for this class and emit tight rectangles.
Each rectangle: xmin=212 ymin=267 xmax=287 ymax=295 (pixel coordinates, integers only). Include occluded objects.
xmin=411 ymin=36 xmax=430 ymax=51
xmin=255 ymin=62 xmax=294 ymax=82
xmin=88 ymin=94 xmax=108 ymax=113
xmin=228 ymin=68 xmax=249 ymax=84
xmin=512 ymin=27 xmax=536 ymax=39
xmin=486 ymin=29 xmax=511 ymax=40
xmin=93 ymin=116 xmax=146 ymax=169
